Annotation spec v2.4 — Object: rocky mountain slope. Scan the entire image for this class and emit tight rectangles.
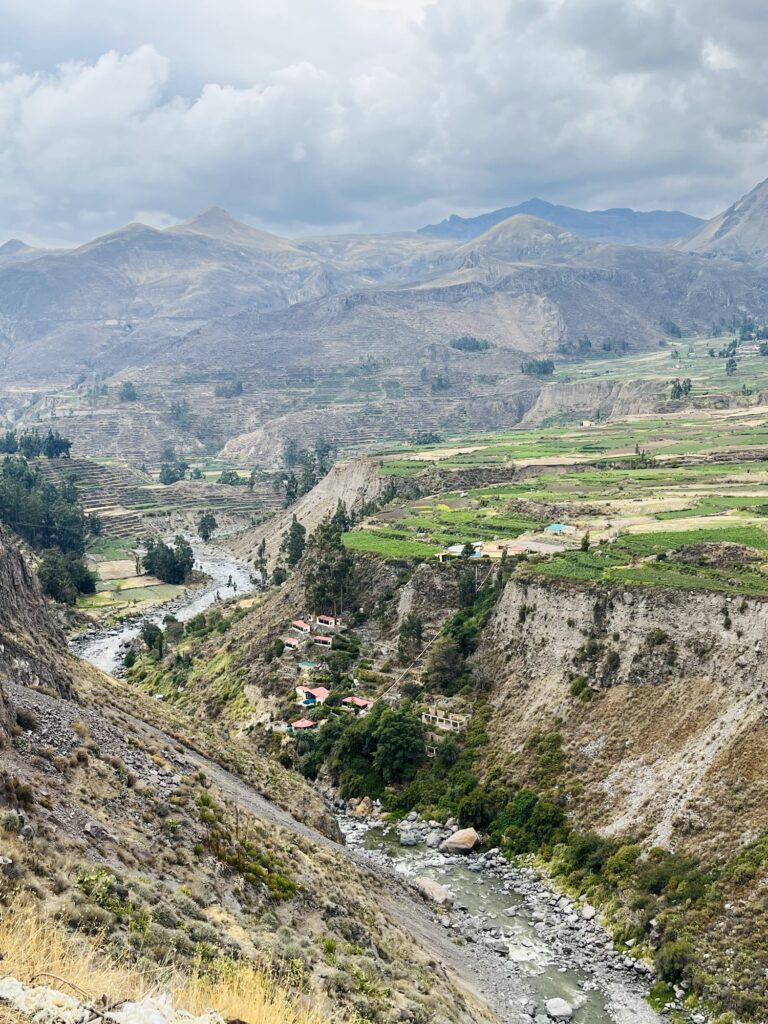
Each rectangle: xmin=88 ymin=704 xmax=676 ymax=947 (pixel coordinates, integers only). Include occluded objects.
xmin=0 ymin=529 xmax=505 ymax=1024
xmin=674 ymin=176 xmax=768 ymax=261
xmin=419 ymin=198 xmax=703 ymax=245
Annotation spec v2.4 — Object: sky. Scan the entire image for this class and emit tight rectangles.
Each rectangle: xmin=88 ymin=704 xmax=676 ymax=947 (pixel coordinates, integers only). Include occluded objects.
xmin=1 ymin=0 xmax=767 ymax=245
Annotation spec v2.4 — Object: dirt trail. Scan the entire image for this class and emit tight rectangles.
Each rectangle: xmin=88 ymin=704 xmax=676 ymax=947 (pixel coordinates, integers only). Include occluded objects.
xmin=105 ymin=702 xmax=504 ymax=1021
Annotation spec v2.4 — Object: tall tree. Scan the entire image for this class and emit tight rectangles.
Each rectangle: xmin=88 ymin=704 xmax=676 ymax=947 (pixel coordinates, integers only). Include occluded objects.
xmin=303 ymin=514 xmax=354 ymax=615
xmin=281 ymin=515 xmax=307 ymax=567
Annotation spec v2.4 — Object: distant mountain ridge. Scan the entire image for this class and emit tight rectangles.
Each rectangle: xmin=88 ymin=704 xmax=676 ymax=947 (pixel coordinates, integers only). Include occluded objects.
xmin=419 ymin=197 xmax=704 ymax=245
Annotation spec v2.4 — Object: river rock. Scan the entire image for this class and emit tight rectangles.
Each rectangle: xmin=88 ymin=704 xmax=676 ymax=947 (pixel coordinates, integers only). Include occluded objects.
xmin=581 ymin=904 xmax=596 ymax=921
xmin=399 ymin=831 xmax=419 ymax=847
xmin=545 ymin=998 xmax=573 ymax=1020
xmin=414 ymin=876 xmax=454 ymax=907
xmin=439 ymin=826 xmax=479 ymax=853
xmin=425 ymin=830 xmax=442 ymax=848
xmin=352 ymin=796 xmax=373 ymax=816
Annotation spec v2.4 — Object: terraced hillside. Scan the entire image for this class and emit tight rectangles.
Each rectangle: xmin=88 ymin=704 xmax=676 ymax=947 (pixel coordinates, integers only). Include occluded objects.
xmin=34 ymin=458 xmax=282 ymax=538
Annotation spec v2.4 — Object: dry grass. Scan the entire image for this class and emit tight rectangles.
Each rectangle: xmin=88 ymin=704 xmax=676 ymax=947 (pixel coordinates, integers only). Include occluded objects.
xmin=0 ymin=901 xmax=328 ymax=1024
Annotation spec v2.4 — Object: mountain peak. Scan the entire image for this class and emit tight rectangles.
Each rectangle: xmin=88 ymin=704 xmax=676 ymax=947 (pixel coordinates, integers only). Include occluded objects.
xmin=675 ymin=176 xmax=768 ymax=258
xmin=170 ymin=207 xmax=298 ymax=252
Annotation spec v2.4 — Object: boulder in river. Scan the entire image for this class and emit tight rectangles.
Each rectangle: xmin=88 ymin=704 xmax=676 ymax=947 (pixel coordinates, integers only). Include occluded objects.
xmin=414 ymin=876 xmax=454 ymax=906
xmin=400 ymin=831 xmax=419 ymax=847
xmin=545 ymin=998 xmax=573 ymax=1020
xmin=439 ymin=826 xmax=479 ymax=852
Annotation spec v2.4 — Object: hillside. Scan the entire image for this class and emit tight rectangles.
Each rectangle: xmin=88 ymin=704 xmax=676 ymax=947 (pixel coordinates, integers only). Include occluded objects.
xmin=0 ymin=521 xmax=512 ymax=1024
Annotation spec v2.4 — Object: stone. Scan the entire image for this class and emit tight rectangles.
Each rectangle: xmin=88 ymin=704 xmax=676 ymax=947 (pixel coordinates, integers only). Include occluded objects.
xmin=545 ymin=998 xmax=573 ymax=1020
xmin=581 ymin=904 xmax=596 ymax=921
xmin=399 ymin=831 xmax=419 ymax=847
xmin=439 ymin=826 xmax=479 ymax=853
xmin=413 ymin=876 xmax=454 ymax=907
xmin=84 ymin=820 xmax=118 ymax=842
xmin=425 ymin=830 xmax=442 ymax=848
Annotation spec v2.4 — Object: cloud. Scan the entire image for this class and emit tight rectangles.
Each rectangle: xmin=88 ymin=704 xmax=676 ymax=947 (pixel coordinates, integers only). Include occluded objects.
xmin=0 ymin=0 xmax=766 ymax=244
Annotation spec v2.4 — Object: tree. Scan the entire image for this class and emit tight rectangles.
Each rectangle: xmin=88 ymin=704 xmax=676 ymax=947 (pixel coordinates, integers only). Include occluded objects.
xmin=256 ymin=536 xmax=268 ymax=577
xmin=458 ymin=567 xmax=477 ymax=607
xmin=159 ymin=462 xmax=187 ymax=485
xmin=398 ymin=612 xmax=423 ymax=664
xmin=119 ymin=382 xmax=137 ymax=401
xmin=283 ymin=439 xmax=303 ymax=468
xmin=304 ymin=514 xmax=354 ymax=615
xmin=142 ymin=536 xmax=194 ymax=584
xmin=580 ymin=532 xmax=591 ymax=552
xmin=168 ymin=399 xmax=190 ymax=428
xmin=726 ymin=356 xmax=737 ymax=376
xmin=283 ymin=473 xmax=299 ymax=507
xmin=197 ymin=511 xmax=218 ymax=541
xmin=424 ymin=636 xmax=463 ymax=691
xmin=299 ymin=452 xmax=318 ymax=495
xmin=521 ymin=358 xmax=555 ymax=376
xmin=280 ymin=515 xmax=306 ymax=567
xmin=140 ymin=621 xmax=164 ymax=659
xmin=37 ymin=548 xmax=96 ymax=605
xmin=87 ymin=513 xmax=103 ymax=537
xmin=372 ymin=707 xmax=425 ymax=784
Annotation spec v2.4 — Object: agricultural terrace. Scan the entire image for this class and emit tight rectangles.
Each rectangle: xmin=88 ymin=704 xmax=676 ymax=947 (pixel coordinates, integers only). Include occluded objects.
xmin=81 ymin=535 xmax=187 ymax=620
xmin=344 ymin=403 xmax=768 ymax=596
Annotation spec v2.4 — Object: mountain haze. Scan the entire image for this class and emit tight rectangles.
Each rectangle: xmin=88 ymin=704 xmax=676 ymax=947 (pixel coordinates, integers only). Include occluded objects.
xmin=419 ymin=197 xmax=703 ymax=244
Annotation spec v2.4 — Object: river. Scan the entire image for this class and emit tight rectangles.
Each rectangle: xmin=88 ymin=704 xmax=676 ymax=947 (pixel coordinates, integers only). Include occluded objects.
xmin=73 ymin=539 xmax=256 ymax=674
xmin=342 ymin=816 xmax=664 ymax=1024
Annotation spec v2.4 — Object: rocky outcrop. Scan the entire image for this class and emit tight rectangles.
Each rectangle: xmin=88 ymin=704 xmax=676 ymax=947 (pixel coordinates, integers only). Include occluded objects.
xmin=476 ymin=573 xmax=768 ymax=857
xmin=520 ymin=378 xmax=661 ymax=426
xmin=0 ymin=529 xmax=75 ymax=701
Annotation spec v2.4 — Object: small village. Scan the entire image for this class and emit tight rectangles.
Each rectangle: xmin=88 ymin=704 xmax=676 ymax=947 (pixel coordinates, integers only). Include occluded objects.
xmin=273 ymin=610 xmax=474 ymax=747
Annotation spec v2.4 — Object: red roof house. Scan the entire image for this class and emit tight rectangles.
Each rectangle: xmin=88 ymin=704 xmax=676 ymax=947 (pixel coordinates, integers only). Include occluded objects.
xmin=292 ymin=620 xmax=312 ymax=634
xmin=343 ymin=696 xmax=375 ymax=710
xmin=291 ymin=718 xmax=317 ymax=730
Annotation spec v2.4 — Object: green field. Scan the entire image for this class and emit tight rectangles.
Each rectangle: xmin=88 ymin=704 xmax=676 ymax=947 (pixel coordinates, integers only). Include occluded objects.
xmin=345 ymin=374 xmax=768 ymax=596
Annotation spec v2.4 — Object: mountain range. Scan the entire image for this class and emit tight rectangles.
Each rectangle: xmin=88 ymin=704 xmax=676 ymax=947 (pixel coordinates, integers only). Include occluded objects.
xmin=418 ymin=197 xmax=704 ymax=244
xmin=3 ymin=177 xmax=768 ymax=463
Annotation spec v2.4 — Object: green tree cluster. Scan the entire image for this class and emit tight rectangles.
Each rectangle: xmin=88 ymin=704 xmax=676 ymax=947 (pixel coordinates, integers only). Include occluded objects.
xmin=142 ymin=536 xmax=194 ymax=584
xmin=0 ymin=429 xmax=72 ymax=458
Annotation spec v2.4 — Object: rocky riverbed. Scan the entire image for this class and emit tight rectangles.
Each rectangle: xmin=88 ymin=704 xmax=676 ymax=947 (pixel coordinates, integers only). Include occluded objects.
xmin=340 ymin=806 xmax=704 ymax=1024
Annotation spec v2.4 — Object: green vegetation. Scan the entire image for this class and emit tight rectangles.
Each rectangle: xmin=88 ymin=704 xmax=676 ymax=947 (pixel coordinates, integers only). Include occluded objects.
xmin=449 ymin=335 xmax=491 ymax=352
xmin=529 ymin=525 xmax=768 ymax=595
xmin=143 ymin=536 xmax=195 ymax=585
xmin=0 ymin=454 xmax=97 ymax=603
xmin=0 ymin=428 xmax=72 ymax=459
xmin=197 ymin=511 xmax=218 ymax=541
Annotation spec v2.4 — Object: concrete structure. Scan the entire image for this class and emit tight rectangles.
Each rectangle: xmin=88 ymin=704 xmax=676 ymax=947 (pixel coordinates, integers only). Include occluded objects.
xmin=282 ymin=636 xmax=301 ymax=650
xmin=292 ymin=619 xmax=312 ymax=634
xmin=316 ymin=614 xmax=340 ymax=629
xmin=421 ymin=705 xmax=470 ymax=733
xmin=314 ymin=635 xmax=333 ymax=648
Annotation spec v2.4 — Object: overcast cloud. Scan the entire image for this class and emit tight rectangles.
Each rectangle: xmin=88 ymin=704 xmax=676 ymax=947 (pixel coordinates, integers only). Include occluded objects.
xmin=0 ymin=0 xmax=767 ymax=244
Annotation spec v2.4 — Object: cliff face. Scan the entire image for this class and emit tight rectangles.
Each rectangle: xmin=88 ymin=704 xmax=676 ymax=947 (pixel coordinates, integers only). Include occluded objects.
xmin=0 ymin=529 xmax=75 ymax=705
xmin=475 ymin=575 xmax=768 ymax=860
